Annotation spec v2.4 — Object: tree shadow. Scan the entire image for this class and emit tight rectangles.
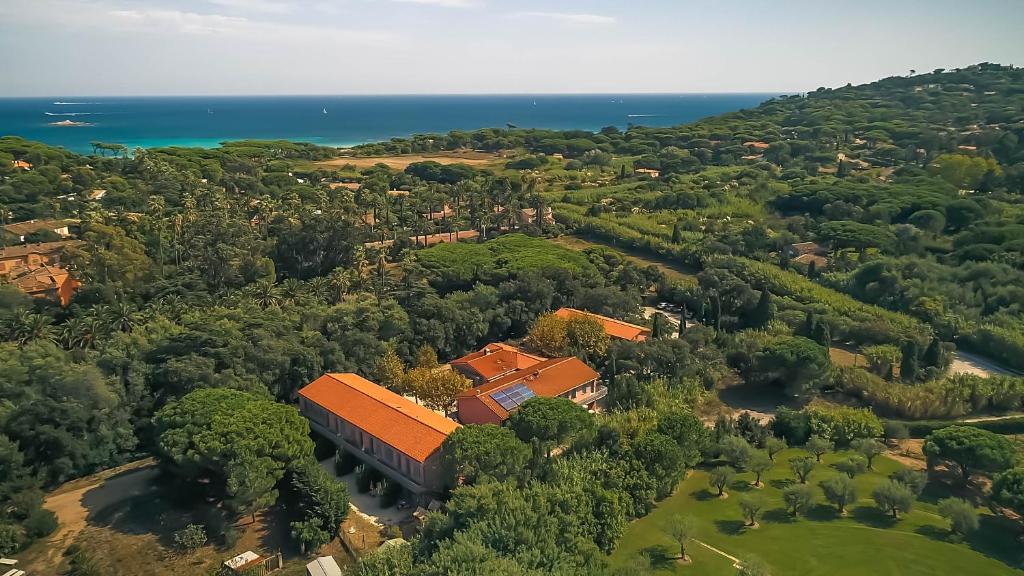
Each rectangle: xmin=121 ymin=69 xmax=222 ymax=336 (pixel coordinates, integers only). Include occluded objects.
xmin=714 ymin=519 xmax=746 ymax=536
xmin=915 ymin=524 xmax=952 ymax=541
xmin=768 ymin=478 xmax=794 ymax=490
xmin=689 ymin=488 xmax=720 ymax=501
xmin=730 ymin=480 xmax=755 ymax=493
xmin=805 ymin=504 xmax=840 ymax=522
xmin=761 ymin=507 xmax=795 ymax=524
xmin=640 ymin=544 xmax=678 ymax=570
xmin=849 ymin=505 xmax=896 ymax=529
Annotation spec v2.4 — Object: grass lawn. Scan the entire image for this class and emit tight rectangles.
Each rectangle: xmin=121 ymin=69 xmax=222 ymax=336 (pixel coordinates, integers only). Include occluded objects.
xmin=610 ymin=449 xmax=1024 ymax=576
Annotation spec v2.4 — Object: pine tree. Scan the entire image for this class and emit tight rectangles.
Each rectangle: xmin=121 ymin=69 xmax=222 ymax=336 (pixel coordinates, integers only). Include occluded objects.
xmin=652 ymin=313 xmax=664 ymax=339
xmin=747 ymin=289 xmax=773 ymax=328
xmin=672 ymin=221 xmax=683 ymax=244
xmin=837 ymin=159 xmax=850 ymax=177
xmin=619 ymin=164 xmax=627 ymax=180
xmin=678 ymin=303 xmax=688 ymax=337
xmin=812 ymin=321 xmax=831 ymax=347
xmin=900 ymin=341 xmax=920 ymax=382
xmin=923 ymin=337 xmax=945 ymax=369
xmin=803 ymin=311 xmax=818 ymax=338
xmin=806 ymin=260 xmax=817 ymax=279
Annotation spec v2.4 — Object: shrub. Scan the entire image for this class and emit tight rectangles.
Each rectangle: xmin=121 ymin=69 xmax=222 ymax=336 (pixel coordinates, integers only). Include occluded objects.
xmin=872 ymin=480 xmax=914 ymax=519
xmin=0 ymin=523 xmax=24 ymax=556
xmin=380 ymin=478 xmax=404 ymax=509
xmin=807 ymin=406 xmax=882 ymax=447
xmin=771 ymin=407 xmax=811 ymax=445
xmin=937 ymin=498 xmax=979 ymax=535
xmin=835 ymin=455 xmax=868 ymax=478
xmin=23 ymin=508 xmax=58 ymax=539
xmin=173 ymin=524 xmax=207 ymax=554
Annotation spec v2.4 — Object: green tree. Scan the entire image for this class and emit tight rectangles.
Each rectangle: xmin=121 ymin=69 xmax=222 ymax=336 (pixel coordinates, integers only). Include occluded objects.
xmin=765 ymin=437 xmax=787 ymax=462
xmin=663 ymin=514 xmax=697 ymax=562
xmin=290 ymin=519 xmax=330 ymax=554
xmin=747 ymin=451 xmax=773 ymax=487
xmin=820 ymin=475 xmax=856 ymax=514
xmin=442 ymin=425 xmax=530 ymax=485
xmin=805 ymin=436 xmax=832 ymax=462
xmin=720 ymin=435 xmax=754 ymax=470
xmin=923 ymin=426 xmax=1017 ymax=482
xmin=872 ymin=480 xmax=914 ymax=519
xmin=789 ymin=456 xmax=816 ymax=484
xmin=890 ymin=468 xmax=928 ymax=497
xmin=938 ymin=498 xmax=979 ymax=536
xmin=835 ymin=455 xmax=868 ymax=478
xmin=737 ymin=556 xmax=771 ymax=576
xmin=709 ymin=466 xmax=735 ymax=497
xmin=747 ymin=336 xmax=831 ymax=396
xmin=507 ymin=397 xmax=591 ymax=457
xmin=851 ymin=438 xmax=885 ymax=469
xmin=351 ymin=539 xmax=414 ymax=576
xmin=153 ymin=388 xmax=313 ymax=520
xmin=656 ymin=410 xmax=710 ymax=467
xmin=991 ymin=468 xmax=1024 ymax=516
xmin=739 ymin=494 xmax=766 ymax=527
xmin=782 ymin=484 xmax=815 ymax=517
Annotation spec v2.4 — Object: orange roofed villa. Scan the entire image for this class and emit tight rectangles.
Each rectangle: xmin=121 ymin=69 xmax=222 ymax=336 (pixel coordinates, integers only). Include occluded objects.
xmin=450 ymin=342 xmax=546 ymax=385
xmin=298 ymin=373 xmax=460 ymax=495
xmin=554 ymin=307 xmax=651 ymax=342
xmin=456 ymin=356 xmax=605 ymax=425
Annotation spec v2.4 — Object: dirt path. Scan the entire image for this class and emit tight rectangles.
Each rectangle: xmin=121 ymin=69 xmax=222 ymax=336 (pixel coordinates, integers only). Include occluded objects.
xmin=22 ymin=459 xmax=159 ymax=573
xmin=949 ymin=350 xmax=1020 ymax=378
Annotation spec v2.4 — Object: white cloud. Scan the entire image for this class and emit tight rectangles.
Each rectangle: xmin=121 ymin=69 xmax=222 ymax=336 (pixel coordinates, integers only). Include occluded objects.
xmin=391 ymin=0 xmax=477 ymax=7
xmin=109 ymin=9 xmax=249 ymax=35
xmin=206 ymin=0 xmax=293 ymax=14
xmin=513 ymin=11 xmax=616 ymax=25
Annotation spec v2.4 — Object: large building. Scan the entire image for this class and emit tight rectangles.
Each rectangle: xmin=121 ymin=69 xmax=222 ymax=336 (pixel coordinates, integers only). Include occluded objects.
xmin=298 ymin=373 xmax=459 ymax=495
xmin=554 ymin=307 xmax=652 ymax=342
xmin=0 ymin=241 xmax=81 ymax=306
xmin=456 ymin=356 xmax=604 ymax=425
xmin=450 ymin=343 xmax=546 ymax=385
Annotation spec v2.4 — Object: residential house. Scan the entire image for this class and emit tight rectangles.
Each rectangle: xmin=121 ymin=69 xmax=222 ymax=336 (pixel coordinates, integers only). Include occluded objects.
xmin=0 ymin=240 xmax=78 ymax=274
xmin=783 ymin=241 xmax=829 ymax=268
xmin=298 ymin=373 xmax=460 ymax=495
xmin=8 ymin=264 xmax=79 ymax=306
xmin=456 ymin=357 xmax=604 ymax=425
xmin=517 ymin=206 xmax=555 ymax=226
xmin=743 ymin=141 xmax=771 ymax=150
xmin=4 ymin=219 xmax=74 ymax=243
xmin=11 ymin=160 xmax=31 ymax=170
xmin=450 ymin=343 xmax=546 ymax=385
xmin=634 ymin=167 xmax=660 ymax=178
xmin=553 ymin=307 xmax=651 ymax=342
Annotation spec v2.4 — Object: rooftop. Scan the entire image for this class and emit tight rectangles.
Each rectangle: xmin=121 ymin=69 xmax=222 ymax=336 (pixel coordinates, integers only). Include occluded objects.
xmin=450 ymin=342 xmax=545 ymax=382
xmin=0 ymin=240 xmax=81 ymax=260
xmin=4 ymin=218 xmax=75 ymax=237
xmin=458 ymin=356 xmax=599 ymax=420
xmin=299 ymin=373 xmax=459 ymax=462
xmin=554 ymin=307 xmax=651 ymax=341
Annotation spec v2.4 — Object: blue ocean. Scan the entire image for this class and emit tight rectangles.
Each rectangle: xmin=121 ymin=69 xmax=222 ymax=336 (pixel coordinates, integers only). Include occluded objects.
xmin=0 ymin=94 xmax=775 ymax=154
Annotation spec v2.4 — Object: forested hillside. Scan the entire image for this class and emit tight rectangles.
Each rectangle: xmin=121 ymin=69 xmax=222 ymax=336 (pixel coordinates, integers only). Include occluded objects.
xmin=2 ymin=63 xmax=1024 ymax=573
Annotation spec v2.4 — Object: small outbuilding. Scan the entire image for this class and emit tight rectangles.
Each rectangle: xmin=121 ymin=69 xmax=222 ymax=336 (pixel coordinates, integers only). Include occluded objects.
xmin=305 ymin=556 xmax=342 ymax=576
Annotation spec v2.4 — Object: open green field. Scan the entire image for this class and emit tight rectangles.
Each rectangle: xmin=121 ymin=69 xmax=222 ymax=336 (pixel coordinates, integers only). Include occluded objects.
xmin=610 ymin=449 xmax=1024 ymax=576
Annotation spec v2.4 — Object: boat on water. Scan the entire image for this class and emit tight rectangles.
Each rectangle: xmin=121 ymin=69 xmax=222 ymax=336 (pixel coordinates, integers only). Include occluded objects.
xmin=323 ymin=107 xmax=328 ymax=114
xmin=49 ymin=119 xmax=92 ymax=127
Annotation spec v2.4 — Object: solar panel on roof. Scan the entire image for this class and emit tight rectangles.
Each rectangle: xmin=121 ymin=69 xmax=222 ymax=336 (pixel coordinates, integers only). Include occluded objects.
xmin=490 ymin=383 xmax=535 ymax=411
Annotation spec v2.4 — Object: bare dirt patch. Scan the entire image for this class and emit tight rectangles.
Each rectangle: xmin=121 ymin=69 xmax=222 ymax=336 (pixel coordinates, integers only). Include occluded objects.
xmin=317 ymin=151 xmax=499 ymax=171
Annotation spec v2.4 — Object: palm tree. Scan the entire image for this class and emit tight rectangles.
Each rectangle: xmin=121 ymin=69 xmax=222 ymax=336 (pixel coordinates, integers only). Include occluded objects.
xmin=7 ymin=311 xmax=56 ymax=346
xmin=306 ymin=277 xmax=331 ymax=304
xmin=107 ymin=302 xmax=140 ymax=334
xmin=248 ymin=280 xmax=282 ymax=309
xmin=59 ymin=317 xmax=90 ymax=350
xmin=279 ymin=278 xmax=307 ymax=304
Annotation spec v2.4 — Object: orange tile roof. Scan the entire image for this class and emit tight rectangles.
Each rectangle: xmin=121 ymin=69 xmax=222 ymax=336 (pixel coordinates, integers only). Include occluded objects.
xmin=554 ymin=307 xmax=651 ymax=341
xmin=0 ymin=240 xmax=81 ymax=261
xmin=12 ymin=160 xmax=32 ymax=169
xmin=450 ymin=343 xmax=545 ymax=381
xmin=457 ymin=357 xmax=599 ymax=420
xmin=743 ymin=141 xmax=771 ymax=150
xmin=299 ymin=373 xmax=459 ymax=462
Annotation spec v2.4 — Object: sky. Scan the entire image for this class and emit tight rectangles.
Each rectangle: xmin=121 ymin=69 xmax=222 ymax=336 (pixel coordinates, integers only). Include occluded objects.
xmin=1 ymin=0 xmax=1023 ymax=96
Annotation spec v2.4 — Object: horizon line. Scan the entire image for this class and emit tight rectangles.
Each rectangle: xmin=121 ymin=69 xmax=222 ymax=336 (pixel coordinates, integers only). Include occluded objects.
xmin=0 ymin=91 xmax=793 ymax=99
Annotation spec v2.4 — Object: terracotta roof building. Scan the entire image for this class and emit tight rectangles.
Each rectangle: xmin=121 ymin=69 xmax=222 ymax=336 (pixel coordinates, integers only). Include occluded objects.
xmin=4 ymin=219 xmax=75 ymax=242
xmin=450 ymin=343 xmax=546 ymax=385
xmin=554 ymin=307 xmax=651 ymax=342
xmin=8 ymin=264 xmax=79 ymax=306
xmin=0 ymin=240 xmax=79 ymax=274
xmin=298 ymin=373 xmax=459 ymax=494
xmin=456 ymin=357 xmax=604 ymax=424
xmin=11 ymin=160 xmax=32 ymax=170
xmin=635 ymin=167 xmax=661 ymax=178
